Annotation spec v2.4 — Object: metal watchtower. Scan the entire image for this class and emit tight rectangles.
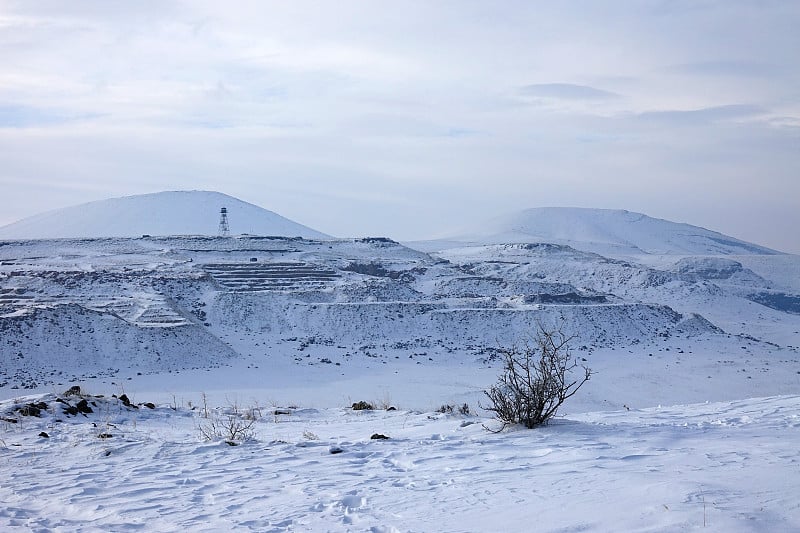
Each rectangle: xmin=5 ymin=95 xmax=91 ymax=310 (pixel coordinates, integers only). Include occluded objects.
xmin=218 ymin=207 xmax=230 ymax=237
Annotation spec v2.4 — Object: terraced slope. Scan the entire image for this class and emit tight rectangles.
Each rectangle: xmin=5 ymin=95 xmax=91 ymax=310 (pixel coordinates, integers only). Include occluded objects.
xmin=204 ymin=262 xmax=340 ymax=291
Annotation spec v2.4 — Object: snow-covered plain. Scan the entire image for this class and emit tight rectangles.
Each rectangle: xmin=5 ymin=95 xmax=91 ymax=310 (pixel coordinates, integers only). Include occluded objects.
xmin=1 ymin=197 xmax=799 ymax=531
xmin=2 ymin=391 xmax=798 ymax=532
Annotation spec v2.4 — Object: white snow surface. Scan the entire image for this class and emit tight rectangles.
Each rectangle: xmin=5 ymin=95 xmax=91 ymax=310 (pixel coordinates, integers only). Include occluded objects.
xmin=1 ymin=221 xmax=799 ymax=531
xmin=1 ymin=392 xmax=798 ymax=532
xmin=413 ymin=207 xmax=781 ymax=256
xmin=0 ymin=190 xmax=330 ymax=240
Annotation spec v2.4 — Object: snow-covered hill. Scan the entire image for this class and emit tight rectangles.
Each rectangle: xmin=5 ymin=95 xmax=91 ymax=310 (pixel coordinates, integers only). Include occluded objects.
xmin=0 ymin=191 xmax=330 ymax=240
xmin=2 ymin=233 xmax=798 ymax=399
xmin=415 ymin=207 xmax=780 ymax=256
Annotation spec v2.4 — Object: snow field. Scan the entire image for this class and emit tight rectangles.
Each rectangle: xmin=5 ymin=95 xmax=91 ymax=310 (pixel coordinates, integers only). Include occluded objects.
xmin=1 ymin=393 xmax=798 ymax=532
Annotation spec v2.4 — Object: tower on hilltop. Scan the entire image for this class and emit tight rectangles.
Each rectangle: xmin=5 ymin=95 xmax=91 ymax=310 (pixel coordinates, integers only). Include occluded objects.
xmin=218 ymin=207 xmax=230 ymax=237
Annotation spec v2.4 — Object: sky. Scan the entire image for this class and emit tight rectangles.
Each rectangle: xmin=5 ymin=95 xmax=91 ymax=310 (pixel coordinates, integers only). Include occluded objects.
xmin=0 ymin=1 xmax=798 ymax=252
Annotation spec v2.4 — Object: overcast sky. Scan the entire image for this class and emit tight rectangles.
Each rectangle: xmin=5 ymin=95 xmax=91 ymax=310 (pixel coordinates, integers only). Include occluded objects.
xmin=1 ymin=1 xmax=798 ymax=252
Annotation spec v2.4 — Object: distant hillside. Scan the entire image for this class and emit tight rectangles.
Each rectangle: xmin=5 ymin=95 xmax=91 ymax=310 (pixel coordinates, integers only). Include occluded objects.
xmin=0 ymin=191 xmax=330 ymax=239
xmin=417 ymin=207 xmax=780 ymax=256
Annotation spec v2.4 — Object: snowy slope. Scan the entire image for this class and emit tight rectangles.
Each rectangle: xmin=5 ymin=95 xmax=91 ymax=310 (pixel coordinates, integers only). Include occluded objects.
xmin=1 ymin=235 xmax=742 ymax=392
xmin=0 ymin=191 xmax=330 ymax=239
xmin=0 ymin=304 xmax=237 ymax=389
xmin=416 ymin=207 xmax=780 ymax=256
xmin=2 ymin=233 xmax=798 ymax=406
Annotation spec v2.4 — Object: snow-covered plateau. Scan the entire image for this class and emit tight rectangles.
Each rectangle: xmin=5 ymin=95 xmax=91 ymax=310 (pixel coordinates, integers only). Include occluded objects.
xmin=1 ymin=199 xmax=799 ymax=531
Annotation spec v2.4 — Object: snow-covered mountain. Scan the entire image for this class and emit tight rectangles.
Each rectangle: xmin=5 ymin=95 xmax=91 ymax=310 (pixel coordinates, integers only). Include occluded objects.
xmin=416 ymin=207 xmax=780 ymax=256
xmin=0 ymin=191 xmax=330 ymax=240
xmin=1 ymin=195 xmax=797 ymax=408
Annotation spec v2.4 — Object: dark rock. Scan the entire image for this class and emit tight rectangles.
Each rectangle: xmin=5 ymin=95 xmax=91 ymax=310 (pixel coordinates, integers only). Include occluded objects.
xmin=97 ymin=433 xmax=113 ymax=439
xmin=0 ymin=417 xmax=18 ymax=424
xmin=38 ymin=432 xmax=49 ymax=438
xmin=142 ymin=402 xmax=156 ymax=409
xmin=352 ymin=401 xmax=374 ymax=411
xmin=748 ymin=292 xmax=800 ymax=314
xmin=63 ymin=405 xmax=79 ymax=416
xmin=18 ymin=404 xmax=41 ymax=417
xmin=386 ymin=406 xmax=397 ymax=411
xmin=524 ymin=292 xmax=607 ymax=305
xmin=329 ymin=446 xmax=344 ymax=454
xmin=341 ymin=261 xmax=414 ymax=282
xmin=64 ymin=385 xmax=82 ymax=396
xmin=118 ymin=394 xmax=132 ymax=407
xmin=76 ymin=399 xmax=93 ymax=414
xmin=370 ymin=433 xmax=389 ymax=440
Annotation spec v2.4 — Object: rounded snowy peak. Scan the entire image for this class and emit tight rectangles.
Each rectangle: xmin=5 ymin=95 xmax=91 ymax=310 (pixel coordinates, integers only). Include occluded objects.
xmin=450 ymin=207 xmax=779 ymax=255
xmin=0 ymin=191 xmax=330 ymax=240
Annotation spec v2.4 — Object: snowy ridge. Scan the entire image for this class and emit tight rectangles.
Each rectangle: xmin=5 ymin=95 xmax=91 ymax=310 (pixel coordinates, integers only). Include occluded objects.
xmin=3 ymin=233 xmax=798 ymax=396
xmin=420 ymin=207 xmax=780 ymax=256
xmin=211 ymin=294 xmax=694 ymax=348
xmin=0 ymin=190 xmax=330 ymax=240
xmin=0 ymin=292 xmax=189 ymax=327
xmin=0 ymin=304 xmax=235 ymax=389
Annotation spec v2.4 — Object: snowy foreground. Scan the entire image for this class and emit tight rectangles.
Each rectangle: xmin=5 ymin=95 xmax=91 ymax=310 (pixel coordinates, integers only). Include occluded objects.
xmin=1 ymin=391 xmax=799 ymax=532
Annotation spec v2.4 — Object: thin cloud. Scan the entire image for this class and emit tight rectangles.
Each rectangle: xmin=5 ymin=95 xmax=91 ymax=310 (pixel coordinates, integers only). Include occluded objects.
xmin=667 ymin=60 xmax=781 ymax=78
xmin=635 ymin=104 xmax=766 ymax=125
xmin=520 ymin=83 xmax=620 ymax=101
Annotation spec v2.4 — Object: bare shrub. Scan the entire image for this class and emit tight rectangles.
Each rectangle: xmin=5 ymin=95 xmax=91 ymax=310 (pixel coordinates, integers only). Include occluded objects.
xmin=200 ymin=392 xmax=209 ymax=419
xmin=483 ymin=326 xmax=591 ymax=430
xmin=376 ymin=394 xmax=395 ymax=411
xmin=437 ymin=403 xmax=471 ymax=416
xmin=198 ymin=402 xmax=258 ymax=444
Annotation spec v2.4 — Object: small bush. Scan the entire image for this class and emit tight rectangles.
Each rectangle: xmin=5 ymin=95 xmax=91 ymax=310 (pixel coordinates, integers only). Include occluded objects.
xmin=483 ymin=326 xmax=591 ymax=430
xmin=198 ymin=402 xmax=259 ymax=443
xmin=437 ymin=403 xmax=471 ymax=416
